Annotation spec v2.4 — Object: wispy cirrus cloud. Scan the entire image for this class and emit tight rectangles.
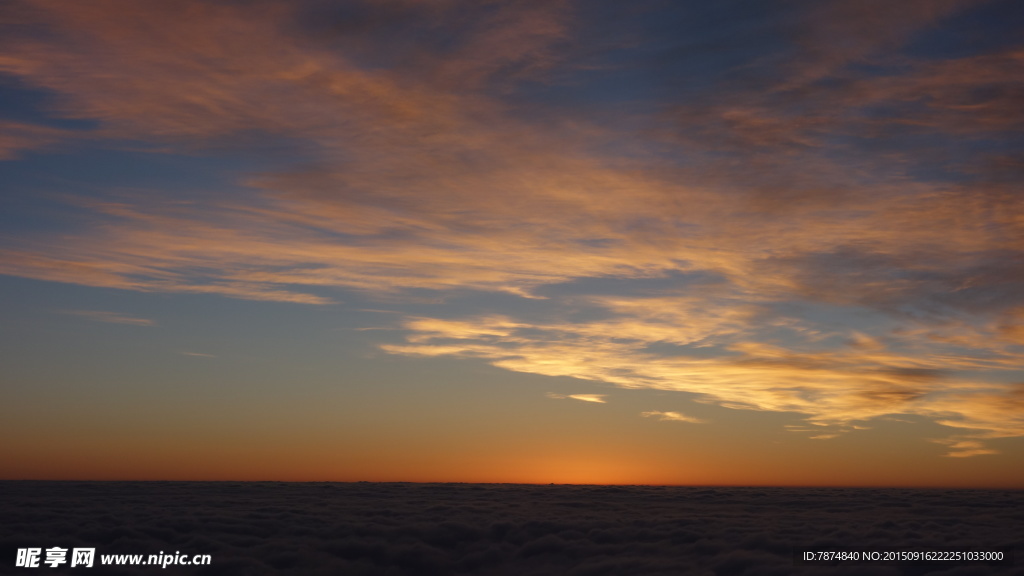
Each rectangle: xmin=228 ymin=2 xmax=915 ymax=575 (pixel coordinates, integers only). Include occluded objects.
xmin=0 ymin=120 xmax=71 ymax=159
xmin=61 ymin=309 xmax=155 ymax=326
xmin=1 ymin=0 xmax=1019 ymax=312
xmin=382 ymin=298 xmax=1024 ymax=453
xmin=932 ymin=439 xmax=1000 ymax=458
xmin=641 ymin=411 xmax=706 ymax=424
xmin=547 ymin=393 xmax=607 ymax=404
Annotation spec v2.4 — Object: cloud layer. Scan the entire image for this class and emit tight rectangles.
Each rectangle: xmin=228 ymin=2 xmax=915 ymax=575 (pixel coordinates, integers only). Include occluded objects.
xmin=1 ymin=481 xmax=1020 ymax=575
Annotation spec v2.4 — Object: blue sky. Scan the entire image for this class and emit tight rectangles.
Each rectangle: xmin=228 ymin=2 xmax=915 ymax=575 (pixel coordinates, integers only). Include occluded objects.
xmin=1 ymin=0 xmax=1022 ymax=486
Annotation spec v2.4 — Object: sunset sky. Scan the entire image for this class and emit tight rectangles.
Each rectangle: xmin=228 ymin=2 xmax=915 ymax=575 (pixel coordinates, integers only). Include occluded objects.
xmin=1 ymin=0 xmax=1022 ymax=488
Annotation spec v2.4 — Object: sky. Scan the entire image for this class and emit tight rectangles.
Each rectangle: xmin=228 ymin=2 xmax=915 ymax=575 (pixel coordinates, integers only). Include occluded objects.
xmin=1 ymin=0 xmax=1022 ymax=488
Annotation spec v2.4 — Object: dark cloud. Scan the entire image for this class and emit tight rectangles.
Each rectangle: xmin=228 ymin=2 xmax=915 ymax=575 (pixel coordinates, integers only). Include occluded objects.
xmin=1 ymin=482 xmax=1020 ymax=575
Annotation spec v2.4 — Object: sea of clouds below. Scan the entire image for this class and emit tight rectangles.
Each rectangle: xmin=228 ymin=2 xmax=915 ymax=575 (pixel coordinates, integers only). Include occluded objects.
xmin=1 ymin=482 xmax=1021 ymax=576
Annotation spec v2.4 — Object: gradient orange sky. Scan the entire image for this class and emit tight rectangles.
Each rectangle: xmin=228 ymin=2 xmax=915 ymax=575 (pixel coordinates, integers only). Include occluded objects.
xmin=1 ymin=0 xmax=1023 ymax=487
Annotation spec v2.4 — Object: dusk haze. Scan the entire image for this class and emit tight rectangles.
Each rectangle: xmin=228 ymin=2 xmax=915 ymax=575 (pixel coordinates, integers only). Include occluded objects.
xmin=2 ymin=1 xmax=1023 ymax=573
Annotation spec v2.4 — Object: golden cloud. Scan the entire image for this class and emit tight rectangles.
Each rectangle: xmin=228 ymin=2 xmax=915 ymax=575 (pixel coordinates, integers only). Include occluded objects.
xmin=641 ymin=411 xmax=706 ymax=424
xmin=382 ymin=300 xmax=1024 ymax=453
xmin=547 ymin=393 xmax=607 ymax=404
